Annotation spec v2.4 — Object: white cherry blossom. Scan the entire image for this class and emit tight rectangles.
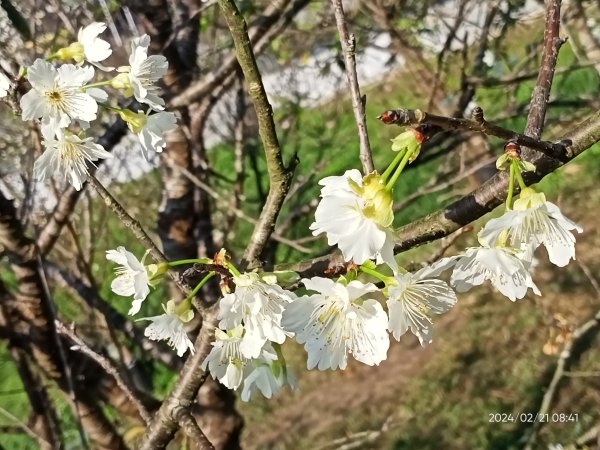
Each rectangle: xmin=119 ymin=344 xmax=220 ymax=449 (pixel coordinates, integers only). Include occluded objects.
xmin=479 ymin=189 xmax=582 ymax=267
xmin=139 ymin=300 xmax=194 ymax=357
xmin=202 ymin=327 xmax=247 ymax=390
xmin=450 ymin=240 xmax=540 ymax=301
xmin=219 ymin=273 xmax=295 ymax=358
xmin=34 ymin=129 xmax=112 ymax=190
xmin=106 ymin=246 xmax=158 ymax=314
xmin=241 ymin=351 xmax=295 ymax=402
xmin=118 ymin=109 xmax=177 ymax=159
xmin=202 ymin=327 xmax=294 ymax=400
xmin=112 ymin=34 xmax=168 ymax=110
xmin=20 ymin=60 xmax=98 ymax=130
xmin=77 ymin=22 xmax=112 ymax=67
xmin=387 ymin=261 xmax=457 ymax=345
xmin=282 ymin=277 xmax=389 ymax=370
xmin=310 ymin=170 xmax=397 ymax=269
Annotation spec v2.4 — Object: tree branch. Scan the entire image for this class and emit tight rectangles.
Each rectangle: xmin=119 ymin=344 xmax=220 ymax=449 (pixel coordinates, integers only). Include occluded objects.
xmin=55 ymin=321 xmax=153 ymax=425
xmin=216 ymin=0 xmax=298 ymax=269
xmin=378 ymin=107 xmax=572 ymax=162
xmin=137 ymin=309 xmax=219 ymax=450
xmin=330 ymin=0 xmax=374 ymax=173
xmin=524 ymin=0 xmax=564 ymax=139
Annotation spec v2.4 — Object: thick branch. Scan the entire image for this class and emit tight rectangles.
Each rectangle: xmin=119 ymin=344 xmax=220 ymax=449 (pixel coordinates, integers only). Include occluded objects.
xmin=217 ymin=0 xmax=297 ymax=269
xmin=138 ymin=309 xmax=218 ymax=450
xmin=378 ymin=107 xmax=571 ymax=162
xmin=330 ymin=0 xmax=374 ymax=173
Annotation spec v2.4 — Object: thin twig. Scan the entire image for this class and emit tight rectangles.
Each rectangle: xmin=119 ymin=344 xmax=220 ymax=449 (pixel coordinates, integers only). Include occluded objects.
xmin=0 ymin=405 xmax=52 ymax=448
xmin=55 ymin=321 xmax=152 ymax=425
xmin=378 ymin=107 xmax=572 ymax=162
xmin=34 ymin=252 xmax=90 ymax=450
xmin=87 ymin=175 xmax=167 ymax=264
xmin=523 ymin=0 xmax=564 ymax=139
xmin=217 ymin=0 xmax=298 ymax=269
xmin=330 ymin=0 xmax=374 ymax=173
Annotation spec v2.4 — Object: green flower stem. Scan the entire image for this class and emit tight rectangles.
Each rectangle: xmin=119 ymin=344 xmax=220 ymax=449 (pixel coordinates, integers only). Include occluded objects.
xmin=381 ymin=148 xmax=406 ymax=182
xmin=506 ymin=162 xmax=516 ymax=210
xmin=513 ymin=161 xmax=528 ymax=190
xmin=359 ymin=265 xmax=396 ymax=286
xmin=82 ymin=80 xmax=113 ymax=90
xmin=227 ymin=262 xmax=241 ymax=276
xmin=385 ymin=149 xmax=413 ymax=191
xmin=167 ymin=258 xmax=212 ymax=267
xmin=186 ymin=272 xmax=215 ymax=301
xmin=99 ymin=103 xmax=122 ymax=113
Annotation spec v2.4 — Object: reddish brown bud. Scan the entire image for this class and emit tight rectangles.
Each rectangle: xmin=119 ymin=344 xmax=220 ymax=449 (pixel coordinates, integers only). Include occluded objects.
xmin=377 ymin=110 xmax=399 ymax=124
xmin=504 ymin=141 xmax=521 ymax=159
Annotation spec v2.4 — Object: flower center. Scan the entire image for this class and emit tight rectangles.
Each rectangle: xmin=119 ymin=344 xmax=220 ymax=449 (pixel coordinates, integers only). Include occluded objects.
xmin=45 ymin=89 xmax=66 ymax=110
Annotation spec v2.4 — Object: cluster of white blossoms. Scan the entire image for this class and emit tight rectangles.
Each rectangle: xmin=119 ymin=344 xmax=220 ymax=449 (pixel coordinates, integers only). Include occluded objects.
xmin=14 ymin=22 xmax=177 ymax=191
xmin=103 ymin=130 xmax=582 ymax=403
xmin=91 ymin=68 xmax=583 ymax=406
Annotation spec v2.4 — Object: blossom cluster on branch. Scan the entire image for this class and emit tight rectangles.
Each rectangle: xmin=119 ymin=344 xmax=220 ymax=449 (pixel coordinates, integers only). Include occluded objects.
xmin=2 ymin=22 xmax=178 ymax=191
xmin=1 ymin=20 xmax=582 ymax=405
xmin=101 ymin=121 xmax=582 ymax=402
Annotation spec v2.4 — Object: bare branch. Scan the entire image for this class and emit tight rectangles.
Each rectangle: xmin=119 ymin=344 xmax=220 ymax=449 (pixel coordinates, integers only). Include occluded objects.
xmin=330 ymin=0 xmax=374 ymax=173
xmin=55 ymin=321 xmax=152 ymax=425
xmin=524 ymin=0 xmax=564 ymax=139
xmin=378 ymin=107 xmax=571 ymax=162
xmin=216 ymin=0 xmax=298 ymax=269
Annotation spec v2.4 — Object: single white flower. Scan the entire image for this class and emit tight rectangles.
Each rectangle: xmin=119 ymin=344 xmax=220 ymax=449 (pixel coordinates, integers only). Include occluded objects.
xmin=0 ymin=72 xmax=11 ymax=98
xmin=106 ymin=246 xmax=163 ymax=314
xmin=202 ymin=327 xmax=247 ymax=390
xmin=310 ymin=170 xmax=397 ymax=269
xmin=282 ymin=277 xmax=389 ymax=370
xmin=387 ymin=261 xmax=457 ymax=345
xmin=219 ymin=272 xmax=295 ymax=358
xmin=202 ymin=327 xmax=294 ymax=400
xmin=111 ymin=35 xmax=168 ymax=110
xmin=55 ymin=22 xmax=113 ymax=69
xmin=77 ymin=22 xmax=112 ymax=66
xmin=21 ymin=60 xmax=97 ymax=130
xmin=450 ymin=239 xmax=541 ymax=301
xmin=241 ymin=350 xmax=296 ymax=402
xmin=139 ymin=300 xmax=195 ymax=357
xmin=479 ymin=188 xmax=582 ymax=267
xmin=118 ymin=109 xmax=177 ymax=159
xmin=34 ymin=129 xmax=112 ymax=190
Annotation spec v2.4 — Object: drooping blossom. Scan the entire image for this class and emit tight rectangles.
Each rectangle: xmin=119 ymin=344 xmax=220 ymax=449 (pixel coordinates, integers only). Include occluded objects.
xmin=479 ymin=188 xmax=582 ymax=267
xmin=34 ymin=129 xmax=112 ymax=190
xmin=310 ymin=170 xmax=397 ymax=269
xmin=219 ymin=272 xmax=295 ymax=358
xmin=282 ymin=277 xmax=389 ymax=370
